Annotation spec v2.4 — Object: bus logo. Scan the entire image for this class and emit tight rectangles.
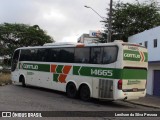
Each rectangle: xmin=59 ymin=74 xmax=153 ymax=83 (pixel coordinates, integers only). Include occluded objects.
xmin=123 ymin=50 xmax=147 ymax=62
xmin=124 ymin=53 xmax=140 ymax=59
xmin=23 ymin=64 xmax=38 ymax=70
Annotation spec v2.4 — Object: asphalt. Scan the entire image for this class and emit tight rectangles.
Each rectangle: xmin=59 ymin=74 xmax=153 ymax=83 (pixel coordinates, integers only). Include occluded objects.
xmin=127 ymin=94 xmax=160 ymax=109
xmin=1 ymin=83 xmax=160 ymax=109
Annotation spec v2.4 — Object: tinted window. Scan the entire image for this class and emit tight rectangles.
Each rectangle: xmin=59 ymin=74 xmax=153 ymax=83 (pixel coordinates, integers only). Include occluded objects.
xmin=20 ymin=49 xmax=38 ymax=61
xmin=91 ymin=47 xmax=102 ymax=64
xmin=11 ymin=50 xmax=20 ymax=71
xmin=48 ymin=48 xmax=60 ymax=62
xmin=59 ymin=48 xmax=74 ymax=63
xmin=30 ymin=49 xmax=38 ymax=61
xmin=75 ymin=48 xmax=90 ymax=63
xmin=19 ymin=49 xmax=31 ymax=61
xmin=36 ymin=49 xmax=48 ymax=62
xmin=102 ymin=46 xmax=118 ymax=64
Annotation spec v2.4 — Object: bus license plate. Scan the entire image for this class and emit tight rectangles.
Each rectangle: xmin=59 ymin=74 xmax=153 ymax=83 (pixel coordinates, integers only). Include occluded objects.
xmin=133 ymin=88 xmax=138 ymax=92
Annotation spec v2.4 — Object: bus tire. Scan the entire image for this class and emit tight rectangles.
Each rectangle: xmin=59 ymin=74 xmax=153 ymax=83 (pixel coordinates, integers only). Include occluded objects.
xmin=79 ymin=84 xmax=90 ymax=101
xmin=66 ymin=82 xmax=77 ymax=98
xmin=20 ymin=76 xmax=26 ymax=87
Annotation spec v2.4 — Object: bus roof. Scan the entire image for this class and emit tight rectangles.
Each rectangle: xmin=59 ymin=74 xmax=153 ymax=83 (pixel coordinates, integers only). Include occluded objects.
xmin=15 ymin=40 xmax=144 ymax=50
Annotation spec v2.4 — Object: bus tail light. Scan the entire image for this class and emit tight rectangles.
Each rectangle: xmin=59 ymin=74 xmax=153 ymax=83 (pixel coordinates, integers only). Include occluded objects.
xmin=76 ymin=44 xmax=85 ymax=48
xmin=118 ymin=80 xmax=122 ymax=90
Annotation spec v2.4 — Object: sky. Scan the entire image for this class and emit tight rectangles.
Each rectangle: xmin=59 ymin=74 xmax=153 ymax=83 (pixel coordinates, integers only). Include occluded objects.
xmin=0 ymin=0 xmax=150 ymax=43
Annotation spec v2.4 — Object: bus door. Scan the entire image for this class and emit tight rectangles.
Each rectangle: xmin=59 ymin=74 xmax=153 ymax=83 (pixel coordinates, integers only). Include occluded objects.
xmin=11 ymin=49 xmax=20 ymax=82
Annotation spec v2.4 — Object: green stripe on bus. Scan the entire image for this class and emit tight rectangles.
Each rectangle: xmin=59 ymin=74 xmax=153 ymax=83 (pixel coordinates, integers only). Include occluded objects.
xmin=122 ymin=69 xmax=147 ymax=79
xmin=22 ymin=63 xmax=50 ymax=72
xmin=73 ymin=66 xmax=122 ymax=79
xmin=38 ymin=64 xmax=50 ymax=72
xmin=21 ymin=63 xmax=147 ymax=80
xmin=73 ymin=66 xmax=147 ymax=79
xmin=56 ymin=65 xmax=63 ymax=73
xmin=123 ymin=50 xmax=147 ymax=62
xmin=123 ymin=50 xmax=141 ymax=61
xmin=73 ymin=66 xmax=81 ymax=75
xmin=144 ymin=52 xmax=148 ymax=62
xmin=53 ymin=74 xmax=59 ymax=82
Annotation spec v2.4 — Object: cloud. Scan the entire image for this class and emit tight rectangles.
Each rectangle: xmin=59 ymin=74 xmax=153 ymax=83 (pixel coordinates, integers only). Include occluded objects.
xmin=0 ymin=0 xmax=146 ymax=43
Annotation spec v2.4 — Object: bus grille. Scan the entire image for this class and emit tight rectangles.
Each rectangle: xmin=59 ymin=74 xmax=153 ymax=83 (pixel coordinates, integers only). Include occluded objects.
xmin=99 ymin=79 xmax=113 ymax=98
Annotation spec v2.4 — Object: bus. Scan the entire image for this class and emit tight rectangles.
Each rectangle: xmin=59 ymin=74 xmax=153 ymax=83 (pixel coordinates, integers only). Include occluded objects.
xmin=11 ymin=40 xmax=148 ymax=101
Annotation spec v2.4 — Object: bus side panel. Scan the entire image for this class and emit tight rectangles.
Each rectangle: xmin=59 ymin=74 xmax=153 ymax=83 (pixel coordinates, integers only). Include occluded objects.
xmin=26 ymin=71 xmax=53 ymax=89
xmin=92 ymin=78 xmax=99 ymax=98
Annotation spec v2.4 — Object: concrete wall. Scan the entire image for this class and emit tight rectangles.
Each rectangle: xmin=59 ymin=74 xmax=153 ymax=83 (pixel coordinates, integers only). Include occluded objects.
xmin=128 ymin=26 xmax=160 ymax=62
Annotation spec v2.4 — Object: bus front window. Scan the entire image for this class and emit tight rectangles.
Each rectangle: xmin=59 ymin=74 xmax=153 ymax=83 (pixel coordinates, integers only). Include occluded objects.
xmin=11 ymin=50 xmax=20 ymax=71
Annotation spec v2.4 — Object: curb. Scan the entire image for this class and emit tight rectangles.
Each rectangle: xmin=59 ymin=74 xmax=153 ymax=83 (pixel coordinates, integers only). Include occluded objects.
xmin=126 ymin=101 xmax=160 ymax=109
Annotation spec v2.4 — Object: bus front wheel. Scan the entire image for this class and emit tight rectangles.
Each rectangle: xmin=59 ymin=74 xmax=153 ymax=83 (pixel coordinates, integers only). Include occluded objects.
xmin=79 ymin=84 xmax=90 ymax=101
xmin=20 ymin=76 xmax=26 ymax=87
xmin=66 ymin=83 xmax=77 ymax=98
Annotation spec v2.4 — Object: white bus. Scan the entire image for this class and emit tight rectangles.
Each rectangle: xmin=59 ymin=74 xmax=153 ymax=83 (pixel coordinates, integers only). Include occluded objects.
xmin=11 ymin=40 xmax=148 ymax=101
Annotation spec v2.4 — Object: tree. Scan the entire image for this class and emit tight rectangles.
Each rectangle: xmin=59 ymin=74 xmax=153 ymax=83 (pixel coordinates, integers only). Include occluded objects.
xmin=102 ymin=0 xmax=160 ymax=42
xmin=0 ymin=23 xmax=54 ymax=56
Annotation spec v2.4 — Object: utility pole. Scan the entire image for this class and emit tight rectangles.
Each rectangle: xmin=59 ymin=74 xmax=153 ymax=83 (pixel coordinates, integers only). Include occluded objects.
xmin=107 ymin=0 xmax=113 ymax=43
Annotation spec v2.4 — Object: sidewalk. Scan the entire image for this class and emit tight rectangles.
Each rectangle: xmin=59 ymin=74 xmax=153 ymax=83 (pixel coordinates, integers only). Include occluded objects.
xmin=127 ymin=95 xmax=160 ymax=108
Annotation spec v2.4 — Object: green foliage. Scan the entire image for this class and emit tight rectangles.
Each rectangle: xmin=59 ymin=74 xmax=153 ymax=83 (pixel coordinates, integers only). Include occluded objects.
xmin=0 ymin=23 xmax=54 ymax=56
xmin=102 ymin=0 xmax=160 ymax=42
xmin=99 ymin=31 xmax=108 ymax=43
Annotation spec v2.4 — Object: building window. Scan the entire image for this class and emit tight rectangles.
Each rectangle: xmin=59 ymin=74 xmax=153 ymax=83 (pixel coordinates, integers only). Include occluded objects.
xmin=154 ymin=39 xmax=157 ymax=48
xmin=139 ymin=43 xmax=142 ymax=45
xmin=144 ymin=41 xmax=148 ymax=48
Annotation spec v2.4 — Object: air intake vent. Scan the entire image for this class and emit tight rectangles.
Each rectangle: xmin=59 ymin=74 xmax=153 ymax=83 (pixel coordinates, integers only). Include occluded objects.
xmin=99 ymin=79 xmax=113 ymax=98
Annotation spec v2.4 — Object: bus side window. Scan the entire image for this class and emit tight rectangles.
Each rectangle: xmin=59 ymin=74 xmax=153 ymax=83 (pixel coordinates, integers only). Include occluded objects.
xmin=59 ymin=48 xmax=74 ymax=63
xmin=75 ymin=48 xmax=90 ymax=63
xmin=91 ymin=47 xmax=102 ymax=64
xmin=102 ymin=46 xmax=118 ymax=64
xmin=37 ymin=49 xmax=47 ymax=62
xmin=30 ymin=49 xmax=38 ymax=61
xmin=48 ymin=48 xmax=60 ymax=62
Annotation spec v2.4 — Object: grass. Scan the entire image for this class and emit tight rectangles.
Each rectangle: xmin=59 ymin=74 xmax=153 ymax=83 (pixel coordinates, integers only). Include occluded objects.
xmin=0 ymin=72 xmax=12 ymax=86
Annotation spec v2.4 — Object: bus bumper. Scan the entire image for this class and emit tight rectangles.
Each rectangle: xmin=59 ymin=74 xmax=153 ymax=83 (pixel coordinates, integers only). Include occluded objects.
xmin=115 ymin=90 xmax=146 ymax=100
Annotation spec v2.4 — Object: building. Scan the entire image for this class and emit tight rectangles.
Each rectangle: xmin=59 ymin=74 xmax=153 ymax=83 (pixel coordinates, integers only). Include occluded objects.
xmin=128 ymin=26 xmax=160 ymax=96
xmin=77 ymin=30 xmax=102 ymax=43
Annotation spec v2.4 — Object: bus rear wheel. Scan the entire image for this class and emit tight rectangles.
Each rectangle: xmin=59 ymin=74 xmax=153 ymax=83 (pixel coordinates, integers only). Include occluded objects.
xmin=79 ymin=85 xmax=90 ymax=101
xmin=66 ymin=83 xmax=77 ymax=98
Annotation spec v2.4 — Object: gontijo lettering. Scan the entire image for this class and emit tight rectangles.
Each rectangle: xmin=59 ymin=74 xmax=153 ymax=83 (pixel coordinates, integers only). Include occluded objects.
xmin=23 ymin=64 xmax=38 ymax=70
xmin=124 ymin=53 xmax=140 ymax=59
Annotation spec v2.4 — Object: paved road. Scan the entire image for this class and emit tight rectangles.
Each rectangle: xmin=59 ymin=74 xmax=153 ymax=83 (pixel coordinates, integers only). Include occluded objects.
xmin=0 ymin=85 xmax=160 ymax=120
